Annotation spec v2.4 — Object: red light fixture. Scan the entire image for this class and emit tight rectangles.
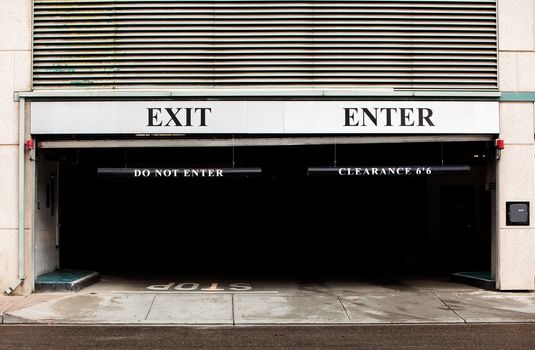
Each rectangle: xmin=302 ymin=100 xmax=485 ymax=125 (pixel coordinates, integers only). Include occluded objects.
xmin=496 ymin=139 xmax=505 ymax=150
xmin=24 ymin=139 xmax=34 ymax=151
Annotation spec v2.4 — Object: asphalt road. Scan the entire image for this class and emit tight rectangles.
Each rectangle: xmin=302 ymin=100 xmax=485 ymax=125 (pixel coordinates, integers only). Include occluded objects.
xmin=1 ymin=324 xmax=535 ymax=349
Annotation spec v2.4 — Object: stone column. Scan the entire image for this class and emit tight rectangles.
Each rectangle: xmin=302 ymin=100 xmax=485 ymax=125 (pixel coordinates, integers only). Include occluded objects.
xmin=496 ymin=0 xmax=535 ymax=290
xmin=0 ymin=0 xmax=32 ymax=294
xmin=496 ymin=103 xmax=535 ymax=290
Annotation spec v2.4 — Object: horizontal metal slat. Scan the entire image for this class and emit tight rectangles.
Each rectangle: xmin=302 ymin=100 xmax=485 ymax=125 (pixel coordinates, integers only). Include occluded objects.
xmin=34 ymin=62 xmax=498 ymax=68
xmin=32 ymin=0 xmax=498 ymax=90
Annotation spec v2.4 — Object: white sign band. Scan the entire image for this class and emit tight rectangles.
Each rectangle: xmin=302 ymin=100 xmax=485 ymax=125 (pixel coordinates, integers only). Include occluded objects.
xmin=30 ymin=100 xmax=499 ymax=135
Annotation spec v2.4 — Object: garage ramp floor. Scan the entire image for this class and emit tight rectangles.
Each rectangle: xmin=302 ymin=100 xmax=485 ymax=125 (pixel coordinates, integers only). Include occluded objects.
xmin=2 ymin=275 xmax=535 ymax=325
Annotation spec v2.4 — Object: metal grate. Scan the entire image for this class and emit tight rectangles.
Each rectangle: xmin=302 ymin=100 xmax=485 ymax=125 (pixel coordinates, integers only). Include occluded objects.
xmin=32 ymin=0 xmax=498 ymax=90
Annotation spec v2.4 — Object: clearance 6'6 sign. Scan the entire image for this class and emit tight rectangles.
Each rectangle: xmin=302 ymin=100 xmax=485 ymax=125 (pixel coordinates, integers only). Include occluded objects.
xmin=308 ymin=166 xmax=470 ymax=176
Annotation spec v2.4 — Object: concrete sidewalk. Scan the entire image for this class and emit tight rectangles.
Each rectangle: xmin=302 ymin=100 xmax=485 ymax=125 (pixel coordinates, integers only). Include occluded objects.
xmin=2 ymin=277 xmax=535 ymax=325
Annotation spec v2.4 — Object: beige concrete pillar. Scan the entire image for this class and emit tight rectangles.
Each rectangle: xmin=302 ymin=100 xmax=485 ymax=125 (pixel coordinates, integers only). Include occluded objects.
xmin=496 ymin=103 xmax=535 ymax=290
xmin=0 ymin=0 xmax=32 ymax=294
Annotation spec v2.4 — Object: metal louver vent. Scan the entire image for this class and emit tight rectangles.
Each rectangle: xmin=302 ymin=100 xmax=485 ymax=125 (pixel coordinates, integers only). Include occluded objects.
xmin=33 ymin=0 xmax=498 ymax=90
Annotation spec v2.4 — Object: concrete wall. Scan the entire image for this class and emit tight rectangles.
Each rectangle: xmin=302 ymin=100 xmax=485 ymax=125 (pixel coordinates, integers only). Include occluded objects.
xmin=497 ymin=0 xmax=535 ymax=290
xmin=0 ymin=0 xmax=32 ymax=294
xmin=498 ymin=0 xmax=535 ymax=91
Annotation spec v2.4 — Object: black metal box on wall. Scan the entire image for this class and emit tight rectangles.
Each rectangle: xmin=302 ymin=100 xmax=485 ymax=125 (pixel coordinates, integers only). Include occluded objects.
xmin=506 ymin=202 xmax=530 ymax=226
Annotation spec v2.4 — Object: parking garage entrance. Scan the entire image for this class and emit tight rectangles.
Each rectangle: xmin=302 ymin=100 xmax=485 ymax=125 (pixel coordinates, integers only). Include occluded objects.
xmin=33 ymin=140 xmax=493 ymax=286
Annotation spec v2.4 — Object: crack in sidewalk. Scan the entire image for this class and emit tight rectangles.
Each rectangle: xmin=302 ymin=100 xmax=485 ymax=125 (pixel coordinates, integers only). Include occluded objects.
xmin=144 ymin=295 xmax=156 ymax=320
xmin=337 ymin=296 xmax=351 ymax=321
xmin=432 ymin=291 xmax=466 ymax=323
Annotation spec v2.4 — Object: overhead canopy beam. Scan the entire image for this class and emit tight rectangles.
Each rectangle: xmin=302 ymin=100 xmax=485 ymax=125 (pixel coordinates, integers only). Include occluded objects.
xmin=15 ymin=89 xmax=501 ymax=101
xmin=38 ymin=135 xmax=494 ymax=149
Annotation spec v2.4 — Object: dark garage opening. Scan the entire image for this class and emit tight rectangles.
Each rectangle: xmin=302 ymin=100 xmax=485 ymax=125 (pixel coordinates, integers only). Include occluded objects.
xmin=49 ymin=141 xmax=492 ymax=280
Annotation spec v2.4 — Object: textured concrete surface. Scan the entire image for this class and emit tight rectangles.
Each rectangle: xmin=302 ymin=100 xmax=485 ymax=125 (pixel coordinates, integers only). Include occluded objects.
xmin=146 ymin=294 xmax=233 ymax=324
xmin=340 ymin=292 xmax=464 ymax=323
xmin=499 ymin=103 xmax=535 ymax=144
xmin=5 ymin=294 xmax=154 ymax=324
xmin=0 ymin=147 xmax=19 ymax=228
xmin=0 ymin=0 xmax=31 ymax=51
xmin=498 ymin=0 xmax=535 ymax=51
xmin=3 ymin=278 xmax=535 ymax=325
xmin=0 ymin=0 xmax=32 ymax=298
xmin=0 ymin=52 xmax=18 ymax=145
xmin=0 ymin=229 xmax=18 ymax=291
xmin=0 ymin=295 xmax=24 ymax=323
xmin=497 ymin=102 xmax=535 ymax=291
xmin=234 ymin=295 xmax=349 ymax=324
xmin=499 ymin=52 xmax=518 ymax=91
xmin=436 ymin=291 xmax=535 ymax=323
xmin=517 ymin=53 xmax=535 ymax=90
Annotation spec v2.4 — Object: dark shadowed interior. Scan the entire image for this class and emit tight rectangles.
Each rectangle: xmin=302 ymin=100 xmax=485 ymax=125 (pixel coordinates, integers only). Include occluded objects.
xmin=45 ymin=142 xmax=492 ymax=280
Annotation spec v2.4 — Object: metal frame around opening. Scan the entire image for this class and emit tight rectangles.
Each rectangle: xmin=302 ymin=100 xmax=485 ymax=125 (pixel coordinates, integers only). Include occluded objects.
xmin=38 ymin=135 xmax=494 ymax=149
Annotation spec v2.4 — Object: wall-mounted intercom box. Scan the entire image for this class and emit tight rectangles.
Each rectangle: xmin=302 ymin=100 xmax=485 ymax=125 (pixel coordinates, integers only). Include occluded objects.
xmin=506 ymin=202 xmax=530 ymax=226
